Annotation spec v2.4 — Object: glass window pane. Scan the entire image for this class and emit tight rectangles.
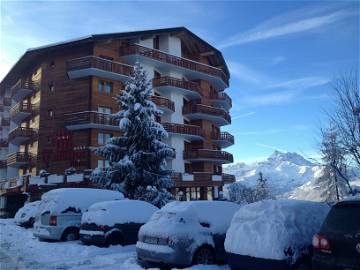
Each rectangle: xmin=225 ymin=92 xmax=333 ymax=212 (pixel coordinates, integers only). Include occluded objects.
xmin=98 ymin=133 xmax=104 ymax=145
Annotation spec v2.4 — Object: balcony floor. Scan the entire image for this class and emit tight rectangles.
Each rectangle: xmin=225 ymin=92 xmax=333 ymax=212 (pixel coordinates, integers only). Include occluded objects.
xmin=67 ymin=68 xmax=130 ymax=83
xmin=184 ymin=112 xmax=230 ymax=126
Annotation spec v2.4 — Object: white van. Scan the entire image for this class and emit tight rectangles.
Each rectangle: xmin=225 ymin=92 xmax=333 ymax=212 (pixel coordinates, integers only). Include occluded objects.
xmin=33 ymin=188 xmax=124 ymax=241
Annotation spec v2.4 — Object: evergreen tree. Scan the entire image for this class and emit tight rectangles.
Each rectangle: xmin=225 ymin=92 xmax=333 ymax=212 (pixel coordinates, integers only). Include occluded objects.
xmin=254 ymin=172 xmax=273 ymax=201
xmin=91 ymin=62 xmax=174 ymax=207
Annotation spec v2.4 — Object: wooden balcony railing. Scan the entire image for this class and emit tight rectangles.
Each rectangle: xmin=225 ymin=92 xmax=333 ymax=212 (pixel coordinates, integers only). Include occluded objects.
xmin=171 ymin=172 xmax=236 ymax=184
xmin=222 ymin=173 xmax=236 ymax=183
xmin=153 ymin=76 xmax=202 ymax=96
xmin=183 ymin=103 xmax=231 ymax=124
xmin=7 ymin=152 xmax=36 ymax=167
xmin=0 ymin=139 xmax=8 ymax=148
xmin=210 ymin=92 xmax=232 ymax=107
xmin=162 ymin=122 xmax=204 ymax=138
xmin=0 ymin=160 xmax=6 ymax=168
xmin=64 ymin=111 xmax=119 ymax=127
xmin=8 ymin=127 xmax=38 ymax=143
xmin=211 ymin=131 xmax=234 ymax=145
xmin=67 ymin=56 xmax=133 ymax=77
xmin=119 ymin=44 xmax=229 ymax=85
xmin=10 ymin=102 xmax=39 ymax=118
xmin=150 ymin=95 xmax=175 ymax=112
xmin=184 ymin=149 xmax=233 ymax=163
xmin=11 ymin=80 xmax=39 ymax=98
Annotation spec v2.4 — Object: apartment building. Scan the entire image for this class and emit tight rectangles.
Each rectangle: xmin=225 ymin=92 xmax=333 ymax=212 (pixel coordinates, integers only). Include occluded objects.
xmin=0 ymin=27 xmax=235 ymax=200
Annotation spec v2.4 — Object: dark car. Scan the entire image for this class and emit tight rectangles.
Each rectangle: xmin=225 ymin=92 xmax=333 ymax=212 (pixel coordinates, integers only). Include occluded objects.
xmin=312 ymin=198 xmax=360 ymax=270
xmin=80 ymin=200 xmax=157 ymax=247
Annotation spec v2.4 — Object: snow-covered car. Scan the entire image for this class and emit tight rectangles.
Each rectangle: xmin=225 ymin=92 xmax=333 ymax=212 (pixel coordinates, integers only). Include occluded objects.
xmin=136 ymin=201 xmax=241 ymax=267
xmin=225 ymin=199 xmax=330 ymax=270
xmin=312 ymin=198 xmax=360 ymax=270
xmin=33 ymin=188 xmax=124 ymax=241
xmin=80 ymin=200 xmax=158 ymax=247
xmin=14 ymin=200 xmax=41 ymax=228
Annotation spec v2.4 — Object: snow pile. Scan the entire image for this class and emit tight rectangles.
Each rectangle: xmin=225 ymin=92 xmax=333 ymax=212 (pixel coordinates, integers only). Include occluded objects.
xmin=82 ymin=200 xmax=158 ymax=226
xmin=38 ymin=188 xmax=124 ymax=215
xmin=14 ymin=201 xmax=41 ymax=225
xmin=225 ymin=199 xmax=330 ymax=263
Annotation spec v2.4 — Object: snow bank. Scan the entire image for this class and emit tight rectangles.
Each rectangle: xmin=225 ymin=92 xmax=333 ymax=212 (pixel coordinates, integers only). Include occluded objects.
xmin=14 ymin=201 xmax=41 ymax=225
xmin=82 ymin=200 xmax=158 ymax=226
xmin=225 ymin=199 xmax=330 ymax=262
xmin=38 ymin=188 xmax=124 ymax=215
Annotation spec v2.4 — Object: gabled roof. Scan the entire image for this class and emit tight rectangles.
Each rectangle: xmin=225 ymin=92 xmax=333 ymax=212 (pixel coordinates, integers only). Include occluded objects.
xmin=1 ymin=27 xmax=229 ymax=91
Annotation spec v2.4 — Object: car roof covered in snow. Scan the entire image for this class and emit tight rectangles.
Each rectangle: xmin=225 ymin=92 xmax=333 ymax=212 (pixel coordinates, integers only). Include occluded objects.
xmin=225 ymin=199 xmax=330 ymax=262
xmin=40 ymin=188 xmax=124 ymax=215
xmin=82 ymin=200 xmax=158 ymax=226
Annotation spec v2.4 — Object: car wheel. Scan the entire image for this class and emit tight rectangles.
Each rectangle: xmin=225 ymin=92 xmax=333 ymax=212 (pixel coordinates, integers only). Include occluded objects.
xmin=193 ymin=246 xmax=215 ymax=265
xmin=61 ymin=228 xmax=79 ymax=241
xmin=294 ymin=261 xmax=310 ymax=270
xmin=105 ymin=231 xmax=123 ymax=247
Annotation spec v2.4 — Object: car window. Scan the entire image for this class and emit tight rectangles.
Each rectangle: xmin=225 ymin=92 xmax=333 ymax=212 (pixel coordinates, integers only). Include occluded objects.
xmin=321 ymin=204 xmax=360 ymax=234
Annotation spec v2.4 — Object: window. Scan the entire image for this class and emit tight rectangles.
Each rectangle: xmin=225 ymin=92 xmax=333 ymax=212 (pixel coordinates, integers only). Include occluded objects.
xmin=98 ymin=80 xmax=113 ymax=94
xmin=48 ymin=110 xmax=54 ymax=118
xmin=97 ymin=159 xmax=110 ymax=168
xmin=49 ymin=60 xmax=55 ymax=68
xmin=98 ymin=106 xmax=112 ymax=114
xmin=47 ymin=136 xmax=53 ymax=145
xmin=98 ymin=132 xmax=112 ymax=145
xmin=49 ymin=83 xmax=55 ymax=93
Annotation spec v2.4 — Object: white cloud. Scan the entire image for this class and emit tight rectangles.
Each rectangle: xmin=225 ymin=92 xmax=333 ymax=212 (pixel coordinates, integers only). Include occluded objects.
xmin=256 ymin=143 xmax=287 ymax=152
xmin=267 ymin=77 xmax=330 ymax=89
xmin=219 ymin=7 xmax=355 ymax=48
xmin=232 ymin=111 xmax=256 ymax=120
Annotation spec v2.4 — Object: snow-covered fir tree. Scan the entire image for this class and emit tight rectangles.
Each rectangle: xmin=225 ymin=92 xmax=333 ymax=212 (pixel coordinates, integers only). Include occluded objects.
xmin=91 ymin=62 xmax=174 ymax=207
xmin=227 ymin=182 xmax=256 ymax=204
xmin=254 ymin=172 xmax=273 ymax=201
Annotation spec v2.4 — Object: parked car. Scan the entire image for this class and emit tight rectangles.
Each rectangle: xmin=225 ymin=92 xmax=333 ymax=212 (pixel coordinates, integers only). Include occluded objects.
xmin=312 ymin=198 xmax=360 ymax=270
xmin=33 ymin=188 xmax=124 ymax=241
xmin=136 ymin=200 xmax=240 ymax=267
xmin=225 ymin=199 xmax=330 ymax=270
xmin=14 ymin=200 xmax=41 ymax=228
xmin=80 ymin=200 xmax=158 ymax=247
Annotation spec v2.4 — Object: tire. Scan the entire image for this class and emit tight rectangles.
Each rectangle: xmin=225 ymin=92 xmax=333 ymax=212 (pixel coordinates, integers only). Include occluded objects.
xmin=193 ymin=246 xmax=215 ymax=265
xmin=293 ymin=261 xmax=311 ymax=270
xmin=105 ymin=231 xmax=123 ymax=247
xmin=61 ymin=227 xmax=79 ymax=241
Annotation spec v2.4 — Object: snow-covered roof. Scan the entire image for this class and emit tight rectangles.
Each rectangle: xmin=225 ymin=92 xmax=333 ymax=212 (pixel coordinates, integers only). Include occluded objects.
xmin=225 ymin=199 xmax=330 ymax=262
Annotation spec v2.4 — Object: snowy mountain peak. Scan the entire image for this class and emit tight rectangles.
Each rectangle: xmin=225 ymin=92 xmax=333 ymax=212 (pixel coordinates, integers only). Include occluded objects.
xmin=267 ymin=151 xmax=313 ymax=166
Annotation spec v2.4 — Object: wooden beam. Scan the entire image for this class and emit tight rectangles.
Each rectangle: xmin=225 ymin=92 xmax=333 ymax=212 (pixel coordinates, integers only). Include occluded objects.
xmin=200 ymin=51 xmax=215 ymax=57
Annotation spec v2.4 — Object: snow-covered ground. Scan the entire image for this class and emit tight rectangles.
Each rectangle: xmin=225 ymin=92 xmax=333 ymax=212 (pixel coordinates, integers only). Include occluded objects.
xmin=0 ymin=219 xmax=229 ymax=270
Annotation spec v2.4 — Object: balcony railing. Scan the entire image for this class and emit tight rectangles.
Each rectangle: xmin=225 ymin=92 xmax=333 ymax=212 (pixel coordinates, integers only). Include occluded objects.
xmin=7 ymin=152 xmax=36 ymax=168
xmin=0 ymin=160 xmax=6 ymax=168
xmin=150 ymin=95 xmax=175 ymax=112
xmin=8 ymin=127 xmax=38 ymax=145
xmin=171 ymin=172 xmax=236 ymax=185
xmin=222 ymin=173 xmax=236 ymax=184
xmin=153 ymin=76 xmax=202 ymax=98
xmin=184 ymin=149 xmax=233 ymax=163
xmin=10 ymin=102 xmax=39 ymax=124
xmin=119 ymin=44 xmax=229 ymax=87
xmin=183 ymin=103 xmax=231 ymax=125
xmin=64 ymin=111 xmax=120 ymax=131
xmin=162 ymin=122 xmax=204 ymax=139
xmin=66 ymin=56 xmax=133 ymax=81
xmin=210 ymin=91 xmax=232 ymax=109
xmin=11 ymin=80 xmax=40 ymax=102
xmin=0 ymin=139 xmax=8 ymax=148
xmin=211 ymin=131 xmax=234 ymax=147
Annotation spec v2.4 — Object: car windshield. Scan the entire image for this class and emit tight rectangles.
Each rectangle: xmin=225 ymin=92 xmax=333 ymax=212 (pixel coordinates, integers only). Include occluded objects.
xmin=150 ymin=211 xmax=190 ymax=225
xmin=321 ymin=204 xmax=360 ymax=234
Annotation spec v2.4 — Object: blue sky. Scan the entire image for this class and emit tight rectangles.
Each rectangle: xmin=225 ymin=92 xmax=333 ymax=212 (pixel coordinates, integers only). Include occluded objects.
xmin=1 ymin=0 xmax=359 ymax=163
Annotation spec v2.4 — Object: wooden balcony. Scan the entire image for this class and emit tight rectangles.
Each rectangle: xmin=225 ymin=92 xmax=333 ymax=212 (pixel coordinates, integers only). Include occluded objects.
xmin=183 ymin=149 xmax=233 ymax=164
xmin=172 ymin=172 xmax=236 ymax=187
xmin=8 ymin=127 xmax=38 ymax=145
xmin=0 ymin=160 xmax=6 ymax=168
xmin=67 ymin=56 xmax=133 ymax=83
xmin=153 ymin=76 xmax=202 ymax=99
xmin=210 ymin=92 xmax=232 ymax=111
xmin=151 ymin=95 xmax=175 ymax=113
xmin=64 ymin=111 xmax=120 ymax=131
xmin=119 ymin=44 xmax=229 ymax=89
xmin=7 ymin=152 xmax=36 ymax=168
xmin=211 ymin=131 xmax=234 ymax=148
xmin=11 ymin=80 xmax=39 ymax=102
xmin=183 ymin=103 xmax=231 ymax=126
xmin=0 ymin=139 xmax=8 ymax=148
xmin=162 ymin=122 xmax=204 ymax=140
xmin=10 ymin=102 xmax=39 ymax=124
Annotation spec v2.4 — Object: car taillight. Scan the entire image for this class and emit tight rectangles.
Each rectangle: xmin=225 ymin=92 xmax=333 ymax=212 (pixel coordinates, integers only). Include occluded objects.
xmin=50 ymin=215 xmax=57 ymax=226
xmin=313 ymin=234 xmax=331 ymax=250
xmin=97 ymin=225 xmax=108 ymax=231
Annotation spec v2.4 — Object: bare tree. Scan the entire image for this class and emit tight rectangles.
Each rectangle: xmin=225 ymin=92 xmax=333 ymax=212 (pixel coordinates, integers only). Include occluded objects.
xmin=329 ymin=71 xmax=360 ymax=167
